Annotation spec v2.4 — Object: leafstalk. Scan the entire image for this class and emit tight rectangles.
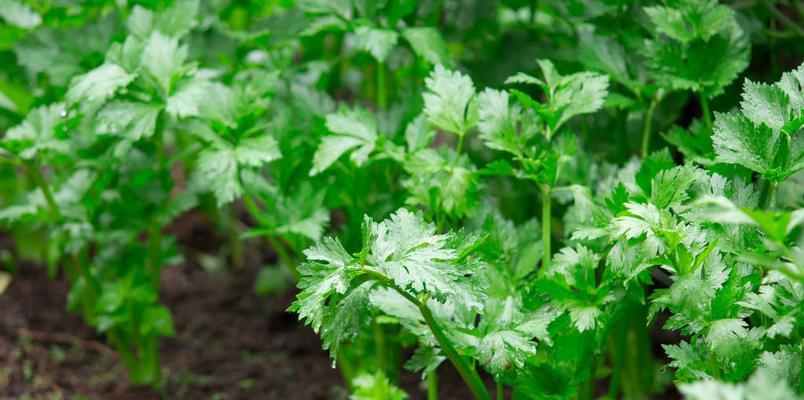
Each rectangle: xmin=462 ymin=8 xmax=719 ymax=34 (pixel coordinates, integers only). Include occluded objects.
xmin=541 ymin=184 xmax=552 ymax=273
xmin=769 ymin=182 xmax=778 ymax=210
xmin=641 ymin=95 xmax=660 ymax=157
xmin=267 ymin=236 xmax=300 ymax=280
xmin=113 ymin=336 xmax=139 ymax=380
xmin=418 ymin=297 xmax=490 ymax=400
xmin=363 ymin=270 xmax=490 ymax=400
xmin=608 ymin=301 xmax=654 ymax=399
xmin=453 ymin=133 xmax=465 ymax=167
xmin=377 ymin=61 xmax=387 ymax=109
xmin=699 ymin=93 xmax=712 ymax=131
xmin=242 ymin=193 xmax=300 ymax=279
xmin=374 ymin=319 xmax=386 ymax=374
xmin=496 ymin=381 xmax=504 ymax=400
xmin=146 ymin=223 xmax=162 ymax=291
xmin=707 ymin=351 xmax=721 ymax=379
xmin=428 ymin=370 xmax=438 ymax=400
xmin=146 ymin=111 xmax=168 ymax=289
xmin=108 ymin=331 xmax=160 ymax=386
xmin=140 ymin=335 xmax=161 ymax=386
xmin=759 ymin=179 xmax=779 ymax=210
xmin=25 ymin=161 xmax=60 ymax=219
xmin=24 ymin=160 xmax=97 ymax=304
xmin=608 ymin=341 xmax=622 ymax=399
xmin=228 ymin=208 xmax=245 ymax=269
xmin=337 ymin=350 xmax=357 ymax=389
xmin=579 ymin=358 xmax=596 ymax=400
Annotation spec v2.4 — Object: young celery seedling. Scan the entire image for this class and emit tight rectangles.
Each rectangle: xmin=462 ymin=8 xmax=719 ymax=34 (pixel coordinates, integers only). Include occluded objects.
xmin=475 ymin=60 xmax=609 ymax=275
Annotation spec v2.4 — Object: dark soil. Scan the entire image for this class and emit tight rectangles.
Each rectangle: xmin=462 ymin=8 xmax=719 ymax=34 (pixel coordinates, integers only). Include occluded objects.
xmin=0 ymin=264 xmax=483 ymax=400
xmin=0 ymin=263 xmax=342 ymax=399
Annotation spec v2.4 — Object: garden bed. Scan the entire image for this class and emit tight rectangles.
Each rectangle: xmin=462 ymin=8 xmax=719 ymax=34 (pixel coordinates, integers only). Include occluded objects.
xmin=0 ymin=259 xmax=339 ymax=399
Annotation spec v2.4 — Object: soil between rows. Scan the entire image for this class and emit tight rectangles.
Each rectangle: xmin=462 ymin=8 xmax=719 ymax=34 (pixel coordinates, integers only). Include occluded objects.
xmin=0 ymin=213 xmax=476 ymax=399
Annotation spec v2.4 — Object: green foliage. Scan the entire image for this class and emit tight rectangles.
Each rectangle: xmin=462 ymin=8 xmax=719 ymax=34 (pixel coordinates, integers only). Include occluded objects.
xmin=350 ymin=371 xmax=408 ymax=400
xmin=1 ymin=0 xmax=802 ymax=398
xmin=679 ymin=368 xmax=797 ymax=400
xmin=290 ymin=209 xmax=483 ymax=344
xmin=644 ymin=0 xmax=750 ymax=98
xmin=0 ymin=0 xmax=41 ymax=30
xmin=423 ymin=65 xmax=477 ymax=137
xmin=713 ymin=64 xmax=804 ymax=183
xmin=507 ymin=59 xmax=609 ymax=138
xmin=311 ymin=106 xmax=378 ymax=176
